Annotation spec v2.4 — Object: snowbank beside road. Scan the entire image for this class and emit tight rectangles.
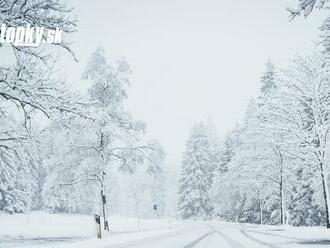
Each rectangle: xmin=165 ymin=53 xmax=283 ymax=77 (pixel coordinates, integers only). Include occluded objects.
xmin=0 ymin=211 xmax=178 ymax=246
xmin=0 ymin=211 xmax=94 ymax=238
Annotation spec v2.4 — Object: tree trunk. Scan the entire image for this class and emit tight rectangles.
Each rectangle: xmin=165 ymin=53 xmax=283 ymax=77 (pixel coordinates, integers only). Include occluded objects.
xmin=320 ymin=162 xmax=330 ymax=228
xmin=279 ymin=169 xmax=284 ymax=225
xmin=277 ymin=148 xmax=285 ymax=225
xmin=259 ymin=201 xmax=263 ymax=225
xmin=101 ymin=189 xmax=109 ymax=231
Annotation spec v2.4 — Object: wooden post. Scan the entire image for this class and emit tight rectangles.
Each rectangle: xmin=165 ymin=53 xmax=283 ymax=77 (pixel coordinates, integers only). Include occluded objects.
xmin=94 ymin=214 xmax=102 ymax=239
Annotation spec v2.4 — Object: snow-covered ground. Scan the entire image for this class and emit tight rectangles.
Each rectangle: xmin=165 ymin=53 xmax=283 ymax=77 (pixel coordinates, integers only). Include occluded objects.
xmin=1 ymin=212 xmax=330 ymax=248
xmin=0 ymin=212 xmax=180 ymax=248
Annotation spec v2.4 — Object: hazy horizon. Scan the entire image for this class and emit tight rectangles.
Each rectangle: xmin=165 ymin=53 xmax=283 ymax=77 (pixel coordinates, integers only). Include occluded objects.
xmin=61 ymin=0 xmax=326 ymax=166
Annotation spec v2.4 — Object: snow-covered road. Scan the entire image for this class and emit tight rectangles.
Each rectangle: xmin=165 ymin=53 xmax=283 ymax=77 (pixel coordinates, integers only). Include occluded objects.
xmin=101 ymin=222 xmax=330 ymax=248
xmin=2 ymin=223 xmax=330 ymax=248
xmin=1 ymin=213 xmax=330 ymax=248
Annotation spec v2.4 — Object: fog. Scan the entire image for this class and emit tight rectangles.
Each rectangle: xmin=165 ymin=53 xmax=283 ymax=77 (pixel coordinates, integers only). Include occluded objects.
xmin=62 ymin=0 xmax=325 ymax=166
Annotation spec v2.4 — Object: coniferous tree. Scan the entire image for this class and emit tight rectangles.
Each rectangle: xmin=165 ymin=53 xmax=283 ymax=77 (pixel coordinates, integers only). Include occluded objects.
xmin=178 ymin=122 xmax=217 ymax=220
xmin=288 ymin=168 xmax=325 ymax=226
xmin=260 ymin=61 xmax=276 ymax=96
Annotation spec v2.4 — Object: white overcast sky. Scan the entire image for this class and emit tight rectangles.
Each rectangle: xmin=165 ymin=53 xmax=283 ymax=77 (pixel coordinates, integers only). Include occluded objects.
xmin=62 ymin=0 xmax=325 ymax=166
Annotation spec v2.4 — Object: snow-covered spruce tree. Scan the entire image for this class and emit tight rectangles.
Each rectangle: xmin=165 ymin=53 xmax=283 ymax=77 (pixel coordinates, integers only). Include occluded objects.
xmin=178 ymin=122 xmax=219 ymax=220
xmin=0 ymin=0 xmax=78 ymax=213
xmin=218 ymin=125 xmax=240 ymax=173
xmin=210 ymin=124 xmax=242 ymax=220
xmin=288 ymin=167 xmax=325 ymax=226
xmin=260 ymin=61 xmax=277 ymax=96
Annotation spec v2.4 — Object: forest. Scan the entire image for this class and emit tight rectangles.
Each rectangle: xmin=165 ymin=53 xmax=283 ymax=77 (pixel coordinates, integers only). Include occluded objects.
xmin=1 ymin=1 xmax=330 ymax=242
xmin=178 ymin=0 xmax=330 ymax=229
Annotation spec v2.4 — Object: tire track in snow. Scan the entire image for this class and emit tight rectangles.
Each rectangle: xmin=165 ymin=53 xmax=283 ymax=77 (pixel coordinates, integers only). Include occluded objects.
xmin=241 ymin=228 xmax=306 ymax=242
xmin=182 ymin=230 xmax=216 ymax=248
xmin=106 ymin=225 xmax=199 ymax=248
xmin=208 ymin=225 xmax=244 ymax=248
xmin=211 ymin=222 xmax=288 ymax=248
xmin=110 ymin=226 xmax=171 ymax=235
xmin=240 ymin=229 xmax=280 ymax=248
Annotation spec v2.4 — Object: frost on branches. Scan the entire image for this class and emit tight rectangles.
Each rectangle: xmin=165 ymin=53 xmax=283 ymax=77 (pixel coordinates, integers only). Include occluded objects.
xmin=209 ymin=56 xmax=330 ymax=227
xmin=287 ymin=0 xmax=328 ymax=18
xmin=0 ymin=0 xmax=78 ymax=214
xmin=42 ymin=47 xmax=165 ymax=226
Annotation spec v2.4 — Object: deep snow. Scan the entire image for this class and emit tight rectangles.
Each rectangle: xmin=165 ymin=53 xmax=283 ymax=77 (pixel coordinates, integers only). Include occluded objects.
xmin=1 ymin=212 xmax=330 ymax=248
